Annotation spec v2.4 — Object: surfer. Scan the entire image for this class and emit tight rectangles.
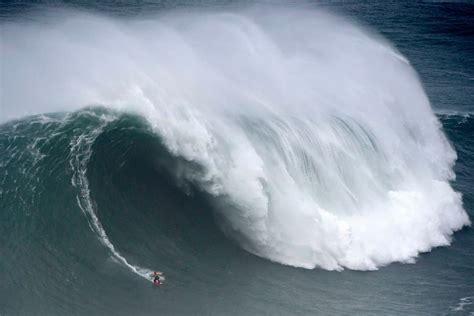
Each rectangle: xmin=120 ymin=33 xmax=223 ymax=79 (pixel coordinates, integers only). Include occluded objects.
xmin=151 ymin=271 xmax=162 ymax=285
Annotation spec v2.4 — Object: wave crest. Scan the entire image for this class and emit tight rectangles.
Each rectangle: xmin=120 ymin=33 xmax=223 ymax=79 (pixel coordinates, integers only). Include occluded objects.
xmin=3 ymin=7 xmax=470 ymax=270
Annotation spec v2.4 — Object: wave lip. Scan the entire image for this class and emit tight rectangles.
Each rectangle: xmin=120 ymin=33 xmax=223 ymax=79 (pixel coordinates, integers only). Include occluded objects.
xmin=2 ymin=7 xmax=470 ymax=270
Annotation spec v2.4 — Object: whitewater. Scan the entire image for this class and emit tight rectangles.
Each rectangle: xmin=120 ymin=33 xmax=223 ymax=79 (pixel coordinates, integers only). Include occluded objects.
xmin=2 ymin=6 xmax=470 ymax=273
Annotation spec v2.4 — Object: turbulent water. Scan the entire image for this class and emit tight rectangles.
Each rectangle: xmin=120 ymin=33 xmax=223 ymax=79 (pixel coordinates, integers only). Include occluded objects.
xmin=1 ymin=1 xmax=473 ymax=315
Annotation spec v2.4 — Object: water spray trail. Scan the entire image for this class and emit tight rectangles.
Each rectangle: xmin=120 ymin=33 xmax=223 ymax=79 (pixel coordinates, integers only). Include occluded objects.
xmin=69 ymin=112 xmax=152 ymax=280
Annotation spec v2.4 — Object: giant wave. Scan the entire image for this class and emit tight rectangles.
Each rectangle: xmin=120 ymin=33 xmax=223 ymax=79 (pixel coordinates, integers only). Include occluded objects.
xmin=2 ymin=6 xmax=470 ymax=272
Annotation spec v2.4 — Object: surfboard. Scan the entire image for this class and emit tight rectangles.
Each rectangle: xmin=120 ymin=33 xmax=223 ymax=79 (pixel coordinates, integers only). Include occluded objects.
xmin=153 ymin=278 xmax=165 ymax=286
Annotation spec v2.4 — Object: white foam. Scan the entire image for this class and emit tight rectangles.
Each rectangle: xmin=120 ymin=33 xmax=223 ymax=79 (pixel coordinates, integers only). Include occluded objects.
xmin=451 ymin=296 xmax=474 ymax=312
xmin=2 ymin=7 xmax=470 ymax=270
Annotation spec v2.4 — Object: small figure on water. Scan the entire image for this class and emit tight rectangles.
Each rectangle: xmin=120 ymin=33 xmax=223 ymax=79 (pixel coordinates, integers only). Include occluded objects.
xmin=151 ymin=271 xmax=163 ymax=285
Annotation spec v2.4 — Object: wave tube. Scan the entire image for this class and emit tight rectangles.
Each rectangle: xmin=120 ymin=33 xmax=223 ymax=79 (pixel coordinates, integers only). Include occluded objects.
xmin=2 ymin=7 xmax=470 ymax=270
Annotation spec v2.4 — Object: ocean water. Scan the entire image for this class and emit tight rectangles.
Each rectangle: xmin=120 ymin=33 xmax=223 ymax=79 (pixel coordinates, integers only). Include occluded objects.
xmin=1 ymin=1 xmax=473 ymax=315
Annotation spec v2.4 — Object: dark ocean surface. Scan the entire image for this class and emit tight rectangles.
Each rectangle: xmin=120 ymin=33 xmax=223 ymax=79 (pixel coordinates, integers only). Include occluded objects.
xmin=1 ymin=1 xmax=473 ymax=315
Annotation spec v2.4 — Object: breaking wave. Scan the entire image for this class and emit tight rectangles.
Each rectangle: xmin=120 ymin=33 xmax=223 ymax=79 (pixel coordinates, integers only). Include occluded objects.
xmin=1 ymin=6 xmax=470 ymax=272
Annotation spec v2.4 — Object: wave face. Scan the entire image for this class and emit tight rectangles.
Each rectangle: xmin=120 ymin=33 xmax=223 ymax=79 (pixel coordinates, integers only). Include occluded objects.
xmin=2 ymin=7 xmax=470 ymax=271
